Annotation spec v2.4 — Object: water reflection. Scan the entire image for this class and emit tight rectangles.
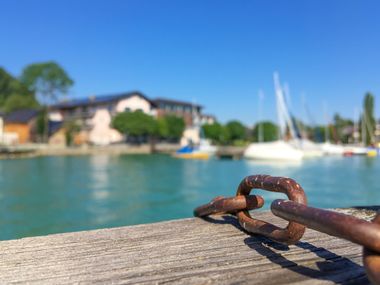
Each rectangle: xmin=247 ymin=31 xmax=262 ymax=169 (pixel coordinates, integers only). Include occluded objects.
xmin=85 ymin=155 xmax=116 ymax=225
xmin=0 ymin=155 xmax=378 ymax=240
xmin=244 ymin=159 xmax=303 ymax=169
xmin=89 ymin=155 xmax=111 ymax=201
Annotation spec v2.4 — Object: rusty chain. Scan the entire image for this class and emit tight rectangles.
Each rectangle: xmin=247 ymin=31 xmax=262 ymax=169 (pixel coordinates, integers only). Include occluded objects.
xmin=194 ymin=174 xmax=380 ymax=284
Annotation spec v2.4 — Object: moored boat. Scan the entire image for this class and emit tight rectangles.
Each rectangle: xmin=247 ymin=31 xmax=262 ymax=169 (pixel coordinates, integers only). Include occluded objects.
xmin=244 ymin=140 xmax=303 ymax=161
xmin=343 ymin=145 xmax=368 ymax=156
xmin=291 ymin=139 xmax=324 ymax=158
xmin=320 ymin=142 xmax=345 ymax=155
xmin=367 ymin=148 xmax=378 ymax=157
xmin=174 ymin=139 xmax=216 ymax=160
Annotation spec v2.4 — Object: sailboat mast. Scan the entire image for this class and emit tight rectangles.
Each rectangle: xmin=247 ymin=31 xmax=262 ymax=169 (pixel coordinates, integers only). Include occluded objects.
xmin=274 ymin=72 xmax=298 ymax=142
xmin=274 ymin=72 xmax=285 ymax=140
xmin=300 ymin=93 xmax=307 ymax=139
xmin=258 ymin=90 xmax=264 ymax=142
xmin=323 ymin=102 xmax=329 ymax=142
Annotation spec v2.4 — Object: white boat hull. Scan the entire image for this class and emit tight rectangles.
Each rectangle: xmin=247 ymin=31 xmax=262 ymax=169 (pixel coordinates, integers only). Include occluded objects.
xmin=320 ymin=142 xmax=345 ymax=155
xmin=290 ymin=139 xmax=324 ymax=158
xmin=244 ymin=141 xmax=303 ymax=161
xmin=343 ymin=145 xmax=368 ymax=155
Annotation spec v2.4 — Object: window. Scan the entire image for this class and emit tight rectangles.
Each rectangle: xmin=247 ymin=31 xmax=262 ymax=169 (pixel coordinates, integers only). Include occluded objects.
xmin=125 ymin=107 xmax=131 ymax=112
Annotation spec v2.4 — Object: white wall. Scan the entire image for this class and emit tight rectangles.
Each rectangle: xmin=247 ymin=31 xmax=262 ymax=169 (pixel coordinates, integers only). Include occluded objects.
xmin=48 ymin=111 xmax=63 ymax=121
xmin=180 ymin=126 xmax=201 ymax=146
xmin=115 ymin=95 xmax=152 ymax=114
xmin=89 ymin=109 xmax=123 ymax=145
xmin=200 ymin=116 xmax=215 ymax=125
xmin=54 ymin=95 xmax=155 ymax=146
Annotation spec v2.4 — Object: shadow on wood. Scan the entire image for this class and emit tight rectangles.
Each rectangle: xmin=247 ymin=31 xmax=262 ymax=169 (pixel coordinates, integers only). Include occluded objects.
xmin=201 ymin=214 xmax=369 ymax=284
xmin=245 ymin=237 xmax=367 ymax=284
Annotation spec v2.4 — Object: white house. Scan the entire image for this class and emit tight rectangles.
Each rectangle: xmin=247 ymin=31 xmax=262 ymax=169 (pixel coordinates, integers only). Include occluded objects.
xmin=49 ymin=91 xmax=215 ymax=146
xmin=49 ymin=92 xmax=156 ymax=145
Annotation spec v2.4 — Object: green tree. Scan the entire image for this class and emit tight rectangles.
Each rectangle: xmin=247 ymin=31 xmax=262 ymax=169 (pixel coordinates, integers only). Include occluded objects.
xmin=112 ymin=110 xmax=157 ymax=137
xmin=252 ymin=121 xmax=278 ymax=142
xmin=156 ymin=115 xmax=185 ymax=142
xmin=157 ymin=117 xmax=169 ymax=138
xmin=36 ymin=109 xmax=47 ymax=139
xmin=21 ymin=62 xmax=74 ymax=142
xmin=333 ymin=113 xmax=354 ymax=143
xmin=162 ymin=115 xmax=185 ymax=141
xmin=311 ymin=125 xmax=334 ymax=142
xmin=361 ymin=92 xmax=376 ymax=145
xmin=0 ymin=68 xmax=16 ymax=104
xmin=64 ymin=120 xmax=81 ymax=146
xmin=202 ymin=122 xmax=233 ymax=145
xmin=0 ymin=67 xmax=39 ymax=112
xmin=202 ymin=122 xmax=224 ymax=143
xmin=225 ymin=120 xmax=246 ymax=141
xmin=3 ymin=94 xmax=39 ymax=113
xmin=20 ymin=61 xmax=74 ymax=103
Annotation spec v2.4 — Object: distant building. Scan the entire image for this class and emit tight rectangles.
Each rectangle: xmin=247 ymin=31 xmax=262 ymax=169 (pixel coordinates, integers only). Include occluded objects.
xmin=49 ymin=91 xmax=216 ymax=146
xmin=0 ymin=112 xmax=18 ymax=145
xmin=48 ymin=129 xmax=66 ymax=147
xmin=4 ymin=109 xmax=38 ymax=144
xmin=200 ymin=114 xmax=216 ymax=125
xmin=153 ymin=98 xmax=211 ymax=146
xmin=50 ymin=91 xmax=156 ymax=145
xmin=153 ymin=98 xmax=202 ymax=126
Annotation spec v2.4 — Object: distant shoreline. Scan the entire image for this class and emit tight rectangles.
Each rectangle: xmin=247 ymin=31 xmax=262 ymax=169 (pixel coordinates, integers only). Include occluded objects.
xmin=0 ymin=143 xmax=180 ymax=160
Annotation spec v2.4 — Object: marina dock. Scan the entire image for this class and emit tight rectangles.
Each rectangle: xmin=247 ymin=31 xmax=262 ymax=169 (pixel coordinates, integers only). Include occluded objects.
xmin=215 ymin=146 xmax=245 ymax=159
xmin=0 ymin=207 xmax=376 ymax=284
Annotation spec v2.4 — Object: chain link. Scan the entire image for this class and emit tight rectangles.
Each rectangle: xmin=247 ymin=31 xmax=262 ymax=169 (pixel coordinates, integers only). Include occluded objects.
xmin=194 ymin=195 xmax=264 ymax=217
xmin=194 ymin=174 xmax=380 ymax=284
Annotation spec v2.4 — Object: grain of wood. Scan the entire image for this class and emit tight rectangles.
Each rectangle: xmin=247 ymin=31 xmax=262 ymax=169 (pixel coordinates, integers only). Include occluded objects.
xmin=0 ymin=207 xmax=377 ymax=284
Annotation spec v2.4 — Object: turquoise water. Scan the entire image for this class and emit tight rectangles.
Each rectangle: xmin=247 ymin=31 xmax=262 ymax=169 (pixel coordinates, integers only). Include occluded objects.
xmin=0 ymin=154 xmax=379 ymax=240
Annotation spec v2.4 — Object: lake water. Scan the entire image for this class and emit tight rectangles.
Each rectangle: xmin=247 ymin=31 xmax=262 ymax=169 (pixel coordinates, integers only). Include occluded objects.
xmin=1 ymin=154 xmax=379 ymax=240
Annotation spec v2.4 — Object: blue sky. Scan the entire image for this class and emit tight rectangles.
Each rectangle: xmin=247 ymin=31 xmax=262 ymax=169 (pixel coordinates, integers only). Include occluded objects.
xmin=1 ymin=0 xmax=379 ymax=125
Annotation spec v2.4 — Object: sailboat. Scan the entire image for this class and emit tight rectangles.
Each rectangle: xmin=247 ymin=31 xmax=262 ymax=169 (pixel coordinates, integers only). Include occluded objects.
xmin=174 ymin=106 xmax=217 ymax=160
xmin=244 ymin=140 xmax=303 ymax=161
xmin=293 ymin=138 xmax=324 ymax=157
xmin=244 ymin=73 xmax=303 ymax=161
xmin=319 ymin=103 xmax=345 ymax=155
xmin=174 ymin=136 xmax=217 ymax=159
xmin=321 ymin=141 xmax=344 ymax=155
xmin=288 ymin=95 xmax=323 ymax=158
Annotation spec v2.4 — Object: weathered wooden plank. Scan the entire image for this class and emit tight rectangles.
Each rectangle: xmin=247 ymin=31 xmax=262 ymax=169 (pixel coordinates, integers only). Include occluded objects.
xmin=0 ymin=207 xmax=377 ymax=284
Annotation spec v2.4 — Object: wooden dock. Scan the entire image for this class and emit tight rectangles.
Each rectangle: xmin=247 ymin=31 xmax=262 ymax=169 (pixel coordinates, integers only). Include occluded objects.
xmin=216 ymin=146 xmax=246 ymax=159
xmin=0 ymin=207 xmax=377 ymax=284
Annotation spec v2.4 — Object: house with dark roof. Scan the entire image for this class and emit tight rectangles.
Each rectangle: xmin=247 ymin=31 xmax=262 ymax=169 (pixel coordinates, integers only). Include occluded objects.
xmin=200 ymin=114 xmax=216 ymax=125
xmin=49 ymin=91 xmax=157 ymax=145
xmin=52 ymin=91 xmax=154 ymax=110
xmin=4 ymin=109 xmax=39 ymax=144
xmin=154 ymin=98 xmax=202 ymax=126
xmin=49 ymin=91 xmax=215 ymax=146
xmin=50 ymin=91 xmax=156 ymax=120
